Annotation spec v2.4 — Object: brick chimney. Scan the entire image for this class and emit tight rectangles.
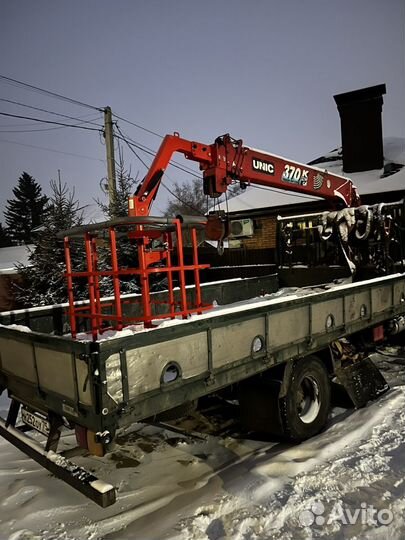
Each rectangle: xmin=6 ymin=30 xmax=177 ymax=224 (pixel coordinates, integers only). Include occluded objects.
xmin=334 ymin=84 xmax=386 ymax=173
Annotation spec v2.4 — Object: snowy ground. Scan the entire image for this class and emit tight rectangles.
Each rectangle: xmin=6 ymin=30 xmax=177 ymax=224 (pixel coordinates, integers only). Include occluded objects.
xmin=0 ymin=349 xmax=405 ymax=540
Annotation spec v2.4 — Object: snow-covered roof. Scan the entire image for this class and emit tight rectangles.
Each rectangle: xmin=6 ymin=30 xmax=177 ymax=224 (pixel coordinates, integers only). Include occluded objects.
xmin=217 ymin=137 xmax=405 ymax=213
xmin=0 ymin=244 xmax=33 ymax=274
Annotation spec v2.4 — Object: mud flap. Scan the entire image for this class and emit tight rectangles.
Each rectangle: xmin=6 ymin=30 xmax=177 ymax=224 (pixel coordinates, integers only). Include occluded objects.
xmin=238 ymin=379 xmax=285 ymax=436
xmin=334 ymin=357 xmax=389 ymax=408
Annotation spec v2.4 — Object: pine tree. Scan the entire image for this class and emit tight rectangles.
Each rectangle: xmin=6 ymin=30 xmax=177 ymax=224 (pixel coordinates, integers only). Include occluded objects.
xmin=0 ymin=222 xmax=12 ymax=248
xmin=96 ymin=151 xmax=140 ymax=295
xmin=97 ymin=143 xmax=138 ymax=220
xmin=15 ymin=179 xmax=86 ymax=307
xmin=4 ymin=172 xmax=48 ymax=245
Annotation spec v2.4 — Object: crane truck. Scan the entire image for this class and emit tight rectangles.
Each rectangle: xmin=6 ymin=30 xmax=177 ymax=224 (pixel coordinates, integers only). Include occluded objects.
xmin=0 ymin=133 xmax=404 ymax=507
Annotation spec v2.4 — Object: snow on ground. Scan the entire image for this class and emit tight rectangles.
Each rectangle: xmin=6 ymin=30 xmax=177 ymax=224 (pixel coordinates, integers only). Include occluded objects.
xmin=0 ymin=350 xmax=404 ymax=540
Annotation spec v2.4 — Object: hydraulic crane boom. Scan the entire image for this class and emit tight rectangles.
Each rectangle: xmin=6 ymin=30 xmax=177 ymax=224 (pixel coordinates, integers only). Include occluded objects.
xmin=129 ymin=133 xmax=360 ymax=217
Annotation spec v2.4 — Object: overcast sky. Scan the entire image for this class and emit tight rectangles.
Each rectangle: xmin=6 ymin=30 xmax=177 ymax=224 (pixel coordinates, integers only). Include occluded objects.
xmin=0 ymin=0 xmax=404 ymax=221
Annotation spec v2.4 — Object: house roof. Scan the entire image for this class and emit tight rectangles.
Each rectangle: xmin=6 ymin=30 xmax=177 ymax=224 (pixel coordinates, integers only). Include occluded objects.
xmin=0 ymin=244 xmax=33 ymax=274
xmin=217 ymin=137 xmax=405 ymax=214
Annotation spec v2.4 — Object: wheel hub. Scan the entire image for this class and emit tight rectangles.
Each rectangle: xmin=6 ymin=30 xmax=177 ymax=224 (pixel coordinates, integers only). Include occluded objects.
xmin=297 ymin=376 xmax=321 ymax=424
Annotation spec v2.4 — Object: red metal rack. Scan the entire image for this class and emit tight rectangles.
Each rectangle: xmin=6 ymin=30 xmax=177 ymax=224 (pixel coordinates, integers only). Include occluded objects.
xmin=60 ymin=216 xmax=212 ymax=340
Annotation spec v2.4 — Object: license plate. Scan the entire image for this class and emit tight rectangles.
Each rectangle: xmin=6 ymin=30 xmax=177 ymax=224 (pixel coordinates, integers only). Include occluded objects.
xmin=21 ymin=409 xmax=50 ymax=436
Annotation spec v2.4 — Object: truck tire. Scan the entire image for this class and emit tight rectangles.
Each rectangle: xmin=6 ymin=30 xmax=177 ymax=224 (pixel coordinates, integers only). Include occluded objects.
xmin=280 ymin=355 xmax=331 ymax=442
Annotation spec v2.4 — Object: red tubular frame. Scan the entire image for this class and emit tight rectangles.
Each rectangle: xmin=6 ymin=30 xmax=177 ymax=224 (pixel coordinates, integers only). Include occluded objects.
xmin=84 ymin=233 xmax=98 ymax=340
xmin=108 ymin=228 xmax=123 ymax=331
xmin=175 ymin=219 xmax=188 ymax=316
xmin=64 ymin=238 xmax=76 ymax=337
xmin=91 ymin=236 xmax=102 ymax=332
xmin=63 ymin=217 xmax=211 ymax=340
xmin=191 ymin=228 xmax=202 ymax=314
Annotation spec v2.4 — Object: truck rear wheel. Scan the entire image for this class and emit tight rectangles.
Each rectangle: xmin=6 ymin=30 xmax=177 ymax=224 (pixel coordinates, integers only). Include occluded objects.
xmin=239 ymin=355 xmax=331 ymax=442
xmin=280 ymin=355 xmax=331 ymax=441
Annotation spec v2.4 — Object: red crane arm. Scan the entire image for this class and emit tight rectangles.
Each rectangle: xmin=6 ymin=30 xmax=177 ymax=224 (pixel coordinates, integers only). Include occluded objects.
xmin=129 ymin=133 xmax=213 ymax=216
xmin=128 ymin=133 xmax=360 ymax=216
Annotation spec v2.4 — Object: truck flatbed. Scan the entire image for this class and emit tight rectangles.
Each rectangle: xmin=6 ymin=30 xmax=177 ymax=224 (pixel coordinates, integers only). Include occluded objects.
xmin=1 ymin=272 xmax=404 ymax=505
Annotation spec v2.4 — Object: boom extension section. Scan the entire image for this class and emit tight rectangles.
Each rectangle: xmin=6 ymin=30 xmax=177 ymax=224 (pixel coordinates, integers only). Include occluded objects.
xmin=129 ymin=133 xmax=360 ymax=217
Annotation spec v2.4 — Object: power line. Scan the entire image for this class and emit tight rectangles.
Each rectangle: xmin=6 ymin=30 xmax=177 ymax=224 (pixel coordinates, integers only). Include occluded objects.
xmin=109 ymin=113 xmax=201 ymax=178
xmin=118 ymin=124 xmax=304 ymax=213
xmin=0 ymin=115 xmax=103 ymax=133
xmin=0 ymin=76 xmax=216 ymax=178
xmin=115 ymin=123 xmax=150 ymax=170
xmin=115 ymin=130 xmax=203 ymax=179
xmin=0 ymin=98 xmax=103 ymax=127
xmin=0 ymin=111 xmax=102 ymax=132
xmin=114 ymin=129 xmax=204 ymax=179
xmin=0 ymin=138 xmax=106 ymax=162
xmin=112 ymin=122 xmax=202 ymax=176
xmin=120 ymin=133 xmax=318 ymax=202
xmin=115 ymin=124 xmax=204 ymax=215
xmin=0 ymin=122 xmax=47 ymax=128
xmin=120 ymin=134 xmax=316 ymax=206
xmin=112 ymin=112 xmax=164 ymax=139
xmin=0 ymin=121 xmax=59 ymax=128
xmin=0 ymin=74 xmax=102 ymax=112
xmin=160 ymin=180 xmax=204 ymax=215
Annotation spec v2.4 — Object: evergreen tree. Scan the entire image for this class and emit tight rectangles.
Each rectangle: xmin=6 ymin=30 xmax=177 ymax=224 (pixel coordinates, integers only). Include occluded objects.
xmin=97 ymin=151 xmax=140 ymax=295
xmin=97 ymin=156 xmax=138 ymax=219
xmin=4 ymin=172 xmax=48 ymax=245
xmin=15 ymin=179 xmax=85 ymax=307
xmin=0 ymin=222 xmax=12 ymax=248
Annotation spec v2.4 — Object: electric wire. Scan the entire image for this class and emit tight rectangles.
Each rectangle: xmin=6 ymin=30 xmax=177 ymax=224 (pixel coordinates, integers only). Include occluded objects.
xmin=115 ymin=124 xmax=150 ymax=170
xmin=0 ymin=115 xmax=103 ymax=133
xmin=0 ymin=74 xmax=103 ymax=112
xmin=0 ymin=111 xmax=103 ymax=132
xmin=0 ymin=98 xmax=103 ymax=127
xmin=115 ymin=132 xmax=315 ymax=202
xmin=116 ymin=123 xmax=204 ymax=215
xmin=112 ymin=112 xmax=164 ymax=139
xmin=128 ymin=136 xmax=202 ymax=177
xmin=159 ymin=181 xmax=204 ymax=215
xmin=0 ymin=76 xmax=317 ymax=206
xmin=115 ymin=125 xmax=314 ymax=213
xmin=0 ymin=78 xmax=204 ymax=216
xmin=0 ymin=77 xmax=198 ymax=169
xmin=0 ymin=122 xmax=55 ymax=128
xmin=114 ymin=131 xmax=203 ymax=179
xmin=113 ymin=124 xmax=203 ymax=177
xmin=0 ymin=138 xmax=106 ymax=162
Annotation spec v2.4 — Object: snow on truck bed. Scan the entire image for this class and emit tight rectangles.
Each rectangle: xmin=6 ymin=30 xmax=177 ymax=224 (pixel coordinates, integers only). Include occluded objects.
xmin=3 ymin=273 xmax=402 ymax=342
xmin=1 ymin=279 xmax=345 ymax=341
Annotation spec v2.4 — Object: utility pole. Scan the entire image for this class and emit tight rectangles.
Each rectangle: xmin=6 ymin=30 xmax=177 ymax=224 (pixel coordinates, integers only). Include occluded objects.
xmin=104 ymin=106 xmax=117 ymax=215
